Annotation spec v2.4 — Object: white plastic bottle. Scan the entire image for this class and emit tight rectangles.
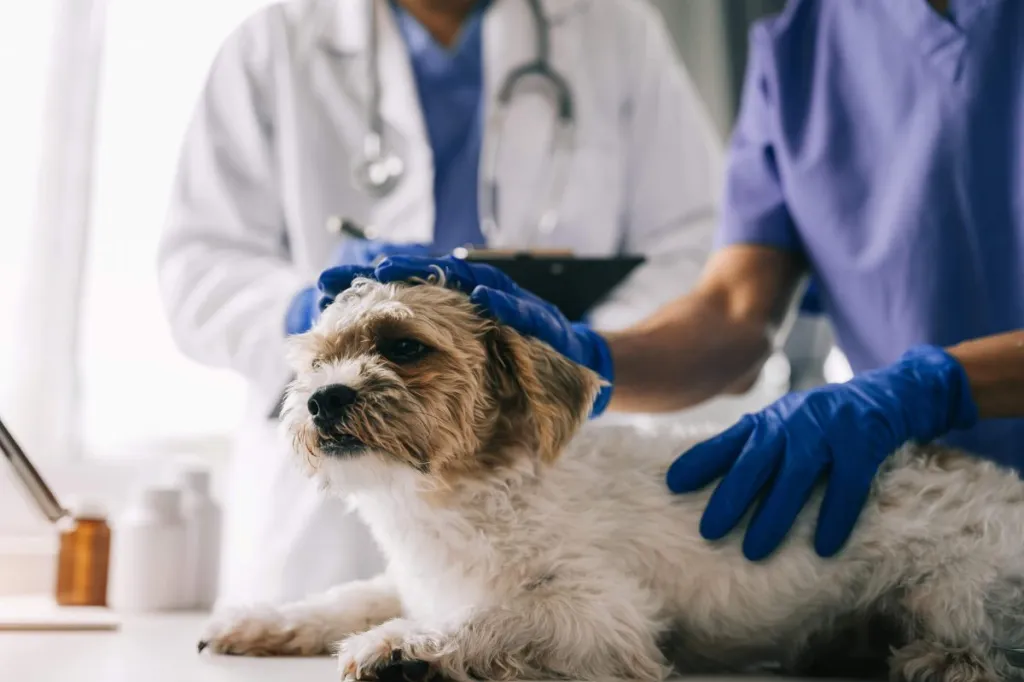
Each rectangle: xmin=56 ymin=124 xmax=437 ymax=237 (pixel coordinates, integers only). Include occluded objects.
xmin=179 ymin=468 xmax=221 ymax=610
xmin=109 ymin=486 xmax=187 ymax=612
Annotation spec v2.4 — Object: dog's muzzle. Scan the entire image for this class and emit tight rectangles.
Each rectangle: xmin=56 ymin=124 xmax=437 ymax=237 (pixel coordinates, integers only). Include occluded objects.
xmin=308 ymin=384 xmax=357 ymax=424
xmin=307 ymin=384 xmax=367 ymax=456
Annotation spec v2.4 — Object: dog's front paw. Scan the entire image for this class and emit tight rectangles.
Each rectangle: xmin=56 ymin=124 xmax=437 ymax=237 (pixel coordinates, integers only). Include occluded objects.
xmin=198 ymin=605 xmax=334 ymax=657
xmin=337 ymin=619 xmax=450 ymax=681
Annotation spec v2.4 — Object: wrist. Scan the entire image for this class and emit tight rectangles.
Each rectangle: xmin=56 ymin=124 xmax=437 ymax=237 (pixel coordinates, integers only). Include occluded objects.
xmin=896 ymin=344 xmax=979 ymax=438
xmin=572 ymin=323 xmax=613 ymax=417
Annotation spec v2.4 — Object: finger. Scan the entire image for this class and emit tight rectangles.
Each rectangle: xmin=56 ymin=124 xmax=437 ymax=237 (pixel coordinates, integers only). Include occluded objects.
xmin=699 ymin=420 xmax=785 ymax=542
xmin=458 ymin=261 xmax=519 ymax=293
xmin=376 ymin=243 xmax=433 ymax=259
xmin=374 ymin=256 xmax=476 ymax=293
xmin=741 ymin=437 xmax=828 ymax=561
xmin=469 ymin=286 xmax=570 ymax=353
xmin=665 ymin=416 xmax=757 ymax=493
xmin=813 ymin=450 xmax=882 ymax=557
xmin=317 ymin=265 xmax=375 ymax=296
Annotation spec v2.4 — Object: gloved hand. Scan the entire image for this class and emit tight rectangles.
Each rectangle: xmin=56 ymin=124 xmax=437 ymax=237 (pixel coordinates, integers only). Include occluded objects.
xmin=665 ymin=344 xmax=978 ymax=561
xmin=317 ymin=255 xmax=615 ymax=416
xmin=284 ymin=241 xmax=431 ymax=335
xmin=332 ymin=240 xmax=432 ymax=268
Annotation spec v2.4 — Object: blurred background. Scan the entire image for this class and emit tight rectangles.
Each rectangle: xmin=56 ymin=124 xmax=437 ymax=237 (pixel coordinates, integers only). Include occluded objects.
xmin=0 ymin=0 xmax=846 ymax=592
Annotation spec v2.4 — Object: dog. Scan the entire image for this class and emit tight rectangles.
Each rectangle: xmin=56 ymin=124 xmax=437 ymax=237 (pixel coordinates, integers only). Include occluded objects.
xmin=199 ymin=275 xmax=1024 ymax=682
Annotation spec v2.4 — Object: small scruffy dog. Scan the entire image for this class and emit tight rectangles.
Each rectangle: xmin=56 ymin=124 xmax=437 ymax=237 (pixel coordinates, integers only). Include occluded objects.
xmin=200 ymin=276 xmax=1024 ymax=682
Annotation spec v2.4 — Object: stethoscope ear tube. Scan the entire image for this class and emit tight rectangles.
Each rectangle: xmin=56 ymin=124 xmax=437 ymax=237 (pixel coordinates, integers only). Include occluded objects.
xmin=350 ymin=0 xmax=575 ymax=245
xmin=478 ymin=0 xmax=575 ymax=244
xmin=352 ymin=0 xmax=406 ymax=197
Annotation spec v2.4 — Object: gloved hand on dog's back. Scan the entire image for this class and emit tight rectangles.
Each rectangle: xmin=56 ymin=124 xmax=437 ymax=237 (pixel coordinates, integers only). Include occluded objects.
xmin=285 ymin=242 xmax=431 ymax=335
xmin=316 ymin=255 xmax=615 ymax=416
xmin=666 ymin=345 xmax=979 ymax=562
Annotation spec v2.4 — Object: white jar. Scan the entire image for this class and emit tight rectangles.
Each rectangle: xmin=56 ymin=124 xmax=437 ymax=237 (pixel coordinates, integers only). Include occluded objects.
xmin=179 ymin=468 xmax=221 ymax=610
xmin=109 ymin=486 xmax=187 ymax=613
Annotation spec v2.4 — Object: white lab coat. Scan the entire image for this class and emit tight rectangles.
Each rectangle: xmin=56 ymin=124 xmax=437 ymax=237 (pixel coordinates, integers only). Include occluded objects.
xmin=157 ymin=0 xmax=723 ymax=606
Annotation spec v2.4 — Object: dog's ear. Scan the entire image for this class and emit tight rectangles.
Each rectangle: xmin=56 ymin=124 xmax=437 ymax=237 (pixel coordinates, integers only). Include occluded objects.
xmin=485 ymin=325 xmax=603 ymax=463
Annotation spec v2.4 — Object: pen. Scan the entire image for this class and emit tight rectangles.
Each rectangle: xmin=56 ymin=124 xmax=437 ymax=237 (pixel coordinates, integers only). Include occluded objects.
xmin=326 ymin=216 xmax=376 ymax=241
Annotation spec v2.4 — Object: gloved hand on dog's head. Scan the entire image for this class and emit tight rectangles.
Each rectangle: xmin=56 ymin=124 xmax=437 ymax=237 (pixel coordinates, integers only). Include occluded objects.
xmin=316 ymin=255 xmax=615 ymax=417
xmin=285 ymin=242 xmax=431 ymax=336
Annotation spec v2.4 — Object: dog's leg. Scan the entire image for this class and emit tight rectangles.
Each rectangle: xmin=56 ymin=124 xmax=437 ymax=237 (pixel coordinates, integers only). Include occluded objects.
xmin=199 ymin=573 xmax=401 ymax=656
xmin=887 ymin=575 xmax=1001 ymax=682
xmin=336 ymin=575 xmax=669 ymax=681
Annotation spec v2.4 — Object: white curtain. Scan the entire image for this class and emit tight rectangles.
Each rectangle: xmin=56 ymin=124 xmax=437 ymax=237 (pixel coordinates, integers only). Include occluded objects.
xmin=3 ymin=0 xmax=270 ymax=467
xmin=6 ymin=0 xmax=107 ymax=459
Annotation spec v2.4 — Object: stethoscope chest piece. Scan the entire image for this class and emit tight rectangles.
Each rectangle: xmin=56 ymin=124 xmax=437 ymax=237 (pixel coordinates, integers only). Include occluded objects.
xmin=351 ymin=132 xmax=405 ymax=198
xmin=349 ymin=0 xmax=574 ymax=240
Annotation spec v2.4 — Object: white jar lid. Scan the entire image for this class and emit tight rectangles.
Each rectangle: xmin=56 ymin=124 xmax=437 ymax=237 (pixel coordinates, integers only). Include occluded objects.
xmin=133 ymin=487 xmax=182 ymax=519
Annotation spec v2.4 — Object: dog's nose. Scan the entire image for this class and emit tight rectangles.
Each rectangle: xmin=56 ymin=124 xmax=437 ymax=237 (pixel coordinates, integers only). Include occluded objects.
xmin=307 ymin=385 xmax=358 ymax=423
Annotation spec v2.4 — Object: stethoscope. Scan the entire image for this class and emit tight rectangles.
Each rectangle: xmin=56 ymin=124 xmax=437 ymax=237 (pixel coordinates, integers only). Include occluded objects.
xmin=349 ymin=0 xmax=576 ymax=243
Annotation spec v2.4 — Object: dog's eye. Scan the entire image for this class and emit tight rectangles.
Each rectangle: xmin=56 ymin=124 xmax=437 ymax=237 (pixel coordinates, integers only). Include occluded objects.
xmin=310 ymin=358 xmax=323 ymax=370
xmin=378 ymin=338 xmax=431 ymax=365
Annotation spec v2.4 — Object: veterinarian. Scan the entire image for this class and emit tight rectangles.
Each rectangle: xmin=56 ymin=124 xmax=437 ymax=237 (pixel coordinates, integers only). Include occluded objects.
xmin=320 ymin=0 xmax=1024 ymax=563
xmin=157 ymin=0 xmax=722 ymax=604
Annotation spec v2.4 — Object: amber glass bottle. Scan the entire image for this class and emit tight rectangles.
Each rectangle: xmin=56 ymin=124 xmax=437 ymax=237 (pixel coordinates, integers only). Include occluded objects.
xmin=55 ymin=501 xmax=111 ymax=607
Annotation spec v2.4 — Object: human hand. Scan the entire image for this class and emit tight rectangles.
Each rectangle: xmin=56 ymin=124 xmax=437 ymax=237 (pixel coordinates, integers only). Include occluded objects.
xmin=665 ymin=345 xmax=978 ymax=561
xmin=284 ymin=242 xmax=431 ymax=336
xmin=331 ymin=240 xmax=432 ymax=268
xmin=317 ymin=255 xmax=614 ymax=416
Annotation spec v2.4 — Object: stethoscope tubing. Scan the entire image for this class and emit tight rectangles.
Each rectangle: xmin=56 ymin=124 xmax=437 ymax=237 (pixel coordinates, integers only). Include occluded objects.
xmin=352 ymin=0 xmax=576 ymax=243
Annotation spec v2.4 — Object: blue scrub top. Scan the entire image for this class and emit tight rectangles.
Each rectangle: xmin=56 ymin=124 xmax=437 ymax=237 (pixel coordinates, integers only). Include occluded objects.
xmin=718 ymin=0 xmax=1024 ymax=468
xmin=391 ymin=1 xmax=490 ymax=252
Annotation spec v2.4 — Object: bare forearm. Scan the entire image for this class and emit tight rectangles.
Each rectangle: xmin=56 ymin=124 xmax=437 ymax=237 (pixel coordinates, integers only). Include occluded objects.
xmin=600 ymin=245 xmax=804 ymax=413
xmin=947 ymin=330 xmax=1024 ymax=420
xmin=603 ymin=299 xmax=773 ymax=413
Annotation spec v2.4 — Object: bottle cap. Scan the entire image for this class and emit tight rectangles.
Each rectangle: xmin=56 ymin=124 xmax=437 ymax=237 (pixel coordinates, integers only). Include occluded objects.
xmin=65 ymin=496 xmax=107 ymax=521
xmin=178 ymin=467 xmax=210 ymax=496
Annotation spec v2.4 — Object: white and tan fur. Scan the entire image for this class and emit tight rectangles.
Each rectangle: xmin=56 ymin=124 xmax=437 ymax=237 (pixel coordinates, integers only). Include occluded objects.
xmin=200 ymin=278 xmax=1024 ymax=682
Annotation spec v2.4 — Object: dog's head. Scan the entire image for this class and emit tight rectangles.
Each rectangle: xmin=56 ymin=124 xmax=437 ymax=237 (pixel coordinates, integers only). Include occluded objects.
xmin=280 ymin=277 xmax=603 ymax=490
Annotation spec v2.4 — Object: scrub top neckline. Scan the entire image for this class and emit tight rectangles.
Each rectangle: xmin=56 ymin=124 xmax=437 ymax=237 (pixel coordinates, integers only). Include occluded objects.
xmin=878 ymin=0 xmax=998 ymax=80
xmin=389 ymin=1 xmax=492 ymax=62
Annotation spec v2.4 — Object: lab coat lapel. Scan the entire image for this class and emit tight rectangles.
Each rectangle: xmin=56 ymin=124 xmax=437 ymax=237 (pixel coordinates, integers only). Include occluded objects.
xmin=480 ymin=0 xmax=586 ymax=248
xmin=371 ymin=0 xmax=430 ymax=147
xmin=318 ymin=0 xmax=434 ymax=243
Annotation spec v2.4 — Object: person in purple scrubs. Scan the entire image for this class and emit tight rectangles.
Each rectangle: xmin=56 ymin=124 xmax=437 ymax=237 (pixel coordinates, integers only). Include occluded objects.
xmin=319 ymin=0 xmax=1024 ymax=560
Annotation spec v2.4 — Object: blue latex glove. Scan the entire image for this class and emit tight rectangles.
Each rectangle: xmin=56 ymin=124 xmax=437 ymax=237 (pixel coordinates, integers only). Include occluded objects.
xmin=284 ymin=242 xmax=431 ymax=335
xmin=665 ymin=344 xmax=979 ymax=561
xmin=285 ymin=285 xmax=320 ymax=336
xmin=317 ymin=255 xmax=615 ymax=416
xmin=332 ymin=240 xmax=432 ymax=268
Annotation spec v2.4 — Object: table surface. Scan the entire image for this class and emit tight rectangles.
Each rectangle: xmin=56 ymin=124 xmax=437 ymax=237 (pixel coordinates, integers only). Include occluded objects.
xmin=0 ymin=610 xmax=859 ymax=682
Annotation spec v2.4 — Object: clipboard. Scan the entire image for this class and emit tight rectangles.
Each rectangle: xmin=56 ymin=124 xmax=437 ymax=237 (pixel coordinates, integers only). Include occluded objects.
xmin=324 ymin=220 xmax=645 ymax=322
xmin=455 ymin=249 xmax=645 ymax=323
